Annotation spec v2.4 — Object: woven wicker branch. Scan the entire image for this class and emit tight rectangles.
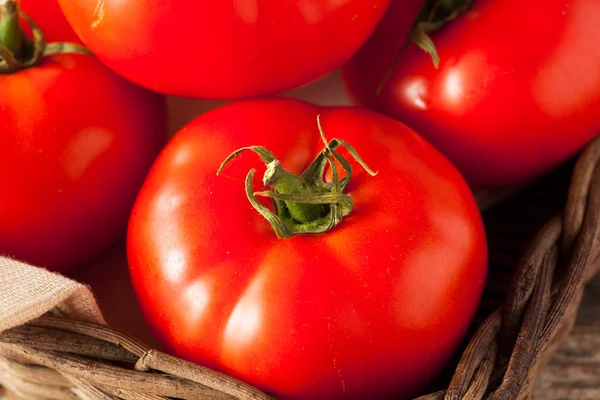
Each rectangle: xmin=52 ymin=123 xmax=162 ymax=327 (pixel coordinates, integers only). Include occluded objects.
xmin=2 ymin=137 xmax=600 ymax=400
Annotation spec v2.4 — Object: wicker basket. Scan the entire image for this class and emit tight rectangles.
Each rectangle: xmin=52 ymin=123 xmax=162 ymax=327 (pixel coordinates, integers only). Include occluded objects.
xmin=1 ymin=135 xmax=600 ymax=400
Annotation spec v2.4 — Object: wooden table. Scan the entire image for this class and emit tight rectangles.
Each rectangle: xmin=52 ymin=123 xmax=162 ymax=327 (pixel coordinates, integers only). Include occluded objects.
xmin=532 ymin=275 xmax=600 ymax=399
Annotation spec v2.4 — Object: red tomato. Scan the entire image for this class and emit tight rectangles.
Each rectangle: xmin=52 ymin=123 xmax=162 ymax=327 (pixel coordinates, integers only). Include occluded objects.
xmin=127 ymin=98 xmax=487 ymax=400
xmin=0 ymin=2 xmax=167 ymax=271
xmin=18 ymin=0 xmax=81 ymax=43
xmin=343 ymin=0 xmax=600 ymax=188
xmin=57 ymin=0 xmax=395 ymax=99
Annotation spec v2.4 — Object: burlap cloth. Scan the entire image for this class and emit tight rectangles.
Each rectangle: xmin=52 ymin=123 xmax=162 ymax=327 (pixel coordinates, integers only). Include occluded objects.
xmin=0 ymin=256 xmax=105 ymax=333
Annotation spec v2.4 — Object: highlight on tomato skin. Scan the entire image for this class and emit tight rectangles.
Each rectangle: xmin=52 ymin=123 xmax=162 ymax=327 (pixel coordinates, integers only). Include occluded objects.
xmin=126 ymin=98 xmax=488 ymax=400
xmin=0 ymin=0 xmax=168 ymax=272
xmin=342 ymin=0 xmax=600 ymax=189
xmin=56 ymin=0 xmax=399 ymax=100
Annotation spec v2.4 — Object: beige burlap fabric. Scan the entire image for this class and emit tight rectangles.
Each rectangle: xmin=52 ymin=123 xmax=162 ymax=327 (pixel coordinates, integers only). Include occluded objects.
xmin=0 ymin=256 xmax=105 ymax=333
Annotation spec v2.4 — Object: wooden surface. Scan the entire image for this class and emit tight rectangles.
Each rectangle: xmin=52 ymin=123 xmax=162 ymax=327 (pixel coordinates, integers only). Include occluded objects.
xmin=532 ymin=275 xmax=600 ymax=399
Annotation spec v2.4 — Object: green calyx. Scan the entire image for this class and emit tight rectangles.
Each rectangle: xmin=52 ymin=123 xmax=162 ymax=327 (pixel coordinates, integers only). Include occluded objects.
xmin=411 ymin=0 xmax=475 ymax=66
xmin=217 ymin=115 xmax=378 ymax=239
xmin=0 ymin=0 xmax=27 ymax=59
xmin=0 ymin=0 xmax=92 ymax=74
xmin=377 ymin=0 xmax=475 ymax=94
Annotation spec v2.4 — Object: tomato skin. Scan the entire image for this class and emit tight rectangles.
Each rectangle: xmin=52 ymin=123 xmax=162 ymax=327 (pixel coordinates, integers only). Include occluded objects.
xmin=343 ymin=0 xmax=600 ymax=188
xmin=56 ymin=0 xmax=396 ymax=100
xmin=127 ymin=99 xmax=487 ymax=399
xmin=18 ymin=0 xmax=81 ymax=43
xmin=0 ymin=54 xmax=167 ymax=271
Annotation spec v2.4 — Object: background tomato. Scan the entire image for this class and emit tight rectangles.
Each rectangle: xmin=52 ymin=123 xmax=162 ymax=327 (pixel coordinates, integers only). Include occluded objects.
xmin=343 ymin=0 xmax=600 ymax=188
xmin=0 ymin=20 xmax=167 ymax=272
xmin=18 ymin=0 xmax=81 ymax=43
xmin=127 ymin=98 xmax=487 ymax=400
xmin=57 ymin=0 xmax=397 ymax=100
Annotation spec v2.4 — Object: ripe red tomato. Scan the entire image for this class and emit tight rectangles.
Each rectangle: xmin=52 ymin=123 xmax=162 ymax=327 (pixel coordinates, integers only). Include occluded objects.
xmin=343 ymin=0 xmax=600 ymax=188
xmin=127 ymin=98 xmax=487 ymax=400
xmin=0 ymin=2 xmax=167 ymax=272
xmin=18 ymin=0 xmax=81 ymax=43
xmin=57 ymin=0 xmax=395 ymax=99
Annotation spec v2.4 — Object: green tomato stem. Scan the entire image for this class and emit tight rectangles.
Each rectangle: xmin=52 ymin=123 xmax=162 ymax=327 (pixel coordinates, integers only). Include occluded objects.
xmin=0 ymin=0 xmax=93 ymax=74
xmin=217 ymin=115 xmax=378 ymax=239
xmin=0 ymin=0 xmax=27 ymax=59
xmin=377 ymin=0 xmax=475 ymax=95
xmin=263 ymin=159 xmax=326 ymax=224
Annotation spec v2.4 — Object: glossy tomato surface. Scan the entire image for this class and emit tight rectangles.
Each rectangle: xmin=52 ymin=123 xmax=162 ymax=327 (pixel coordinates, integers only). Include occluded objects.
xmin=57 ymin=0 xmax=396 ymax=99
xmin=343 ymin=0 xmax=600 ymax=188
xmin=18 ymin=0 xmax=81 ymax=43
xmin=127 ymin=99 xmax=487 ymax=399
xmin=0 ymin=54 xmax=167 ymax=271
